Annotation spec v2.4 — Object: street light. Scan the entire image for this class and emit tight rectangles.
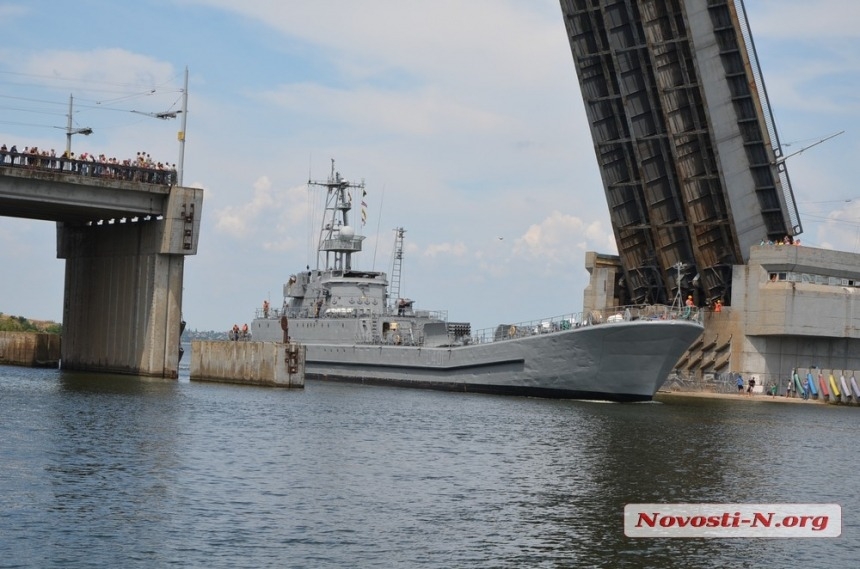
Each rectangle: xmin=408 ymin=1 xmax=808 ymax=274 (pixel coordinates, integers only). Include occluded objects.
xmin=63 ymin=94 xmax=93 ymax=156
xmin=128 ymin=66 xmax=188 ymax=186
xmin=130 ymin=109 xmax=178 ymax=120
xmin=177 ymin=66 xmax=188 ymax=186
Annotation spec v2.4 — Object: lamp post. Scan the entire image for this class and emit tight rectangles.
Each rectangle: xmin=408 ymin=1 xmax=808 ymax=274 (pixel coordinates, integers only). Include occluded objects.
xmin=129 ymin=66 xmax=187 ymax=185
xmin=177 ymin=66 xmax=188 ymax=186
xmin=64 ymin=94 xmax=93 ymax=156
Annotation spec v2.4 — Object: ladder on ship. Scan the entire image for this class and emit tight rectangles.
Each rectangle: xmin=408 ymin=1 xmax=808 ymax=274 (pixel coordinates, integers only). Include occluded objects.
xmin=389 ymin=227 xmax=405 ymax=311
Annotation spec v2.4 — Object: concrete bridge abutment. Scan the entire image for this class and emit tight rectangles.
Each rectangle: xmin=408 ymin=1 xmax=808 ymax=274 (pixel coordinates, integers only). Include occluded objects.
xmin=57 ymin=186 xmax=202 ymax=378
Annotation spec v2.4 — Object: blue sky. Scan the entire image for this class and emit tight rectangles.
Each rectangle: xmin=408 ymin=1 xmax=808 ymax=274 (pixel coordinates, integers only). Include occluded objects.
xmin=1 ymin=0 xmax=859 ymax=332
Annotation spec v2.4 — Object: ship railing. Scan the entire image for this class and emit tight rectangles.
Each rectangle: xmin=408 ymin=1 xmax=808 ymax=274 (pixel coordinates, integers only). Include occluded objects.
xmin=254 ymin=305 xmax=447 ymax=321
xmin=255 ymin=307 xmax=287 ymax=319
xmin=321 ymin=237 xmax=363 ymax=252
xmin=468 ymin=304 xmax=703 ymax=344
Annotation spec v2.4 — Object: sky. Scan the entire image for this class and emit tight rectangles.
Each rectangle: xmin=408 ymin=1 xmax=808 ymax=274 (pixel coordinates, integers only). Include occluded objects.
xmin=1 ymin=0 xmax=859 ymax=333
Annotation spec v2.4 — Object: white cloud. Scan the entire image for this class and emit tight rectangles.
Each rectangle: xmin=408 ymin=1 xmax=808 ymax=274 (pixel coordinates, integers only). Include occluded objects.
xmin=214 ymin=176 xmax=311 ymax=244
xmin=513 ymin=211 xmax=614 ymax=267
xmin=423 ymin=241 xmax=468 ymax=258
xmin=0 ymin=4 xmax=27 ymax=19
xmin=17 ymin=48 xmax=175 ymax=94
xmin=747 ymin=0 xmax=860 ymax=40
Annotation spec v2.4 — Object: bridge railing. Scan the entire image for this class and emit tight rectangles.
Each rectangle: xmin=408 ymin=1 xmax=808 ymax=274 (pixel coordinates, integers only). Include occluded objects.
xmin=0 ymin=151 xmax=176 ymax=186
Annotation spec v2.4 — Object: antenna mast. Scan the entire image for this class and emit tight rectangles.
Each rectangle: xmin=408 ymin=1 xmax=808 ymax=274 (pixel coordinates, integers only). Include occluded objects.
xmin=672 ymin=261 xmax=686 ymax=310
xmin=308 ymin=160 xmax=365 ymax=271
xmin=389 ymin=227 xmax=406 ymax=309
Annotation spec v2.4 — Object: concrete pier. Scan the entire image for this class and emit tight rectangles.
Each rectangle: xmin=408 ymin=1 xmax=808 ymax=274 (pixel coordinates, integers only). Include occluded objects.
xmin=1 ymin=162 xmax=203 ymax=379
xmin=0 ymin=332 xmax=61 ymax=367
xmin=190 ymin=340 xmax=305 ymax=388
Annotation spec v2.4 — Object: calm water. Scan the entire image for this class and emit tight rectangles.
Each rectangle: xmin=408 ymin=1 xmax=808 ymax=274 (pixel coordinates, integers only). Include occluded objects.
xmin=1 ymin=361 xmax=858 ymax=568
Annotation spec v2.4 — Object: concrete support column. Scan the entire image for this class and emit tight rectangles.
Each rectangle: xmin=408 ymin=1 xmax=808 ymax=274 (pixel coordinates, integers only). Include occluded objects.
xmin=57 ymin=186 xmax=202 ymax=378
xmin=583 ymin=251 xmax=622 ymax=312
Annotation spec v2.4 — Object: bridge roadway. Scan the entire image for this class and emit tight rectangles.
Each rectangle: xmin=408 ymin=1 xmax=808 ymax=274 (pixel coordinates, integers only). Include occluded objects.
xmin=0 ymin=153 xmax=203 ymax=378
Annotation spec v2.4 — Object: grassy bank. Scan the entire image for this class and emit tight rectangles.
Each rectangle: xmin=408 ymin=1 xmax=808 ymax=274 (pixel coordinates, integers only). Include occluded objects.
xmin=0 ymin=313 xmax=61 ymax=334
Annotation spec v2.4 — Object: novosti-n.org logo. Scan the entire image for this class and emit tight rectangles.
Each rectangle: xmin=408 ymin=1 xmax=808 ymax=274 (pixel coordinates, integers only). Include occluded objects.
xmin=624 ymin=504 xmax=841 ymax=537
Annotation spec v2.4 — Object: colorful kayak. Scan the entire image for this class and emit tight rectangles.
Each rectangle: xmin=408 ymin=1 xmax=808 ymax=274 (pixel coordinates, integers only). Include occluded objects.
xmin=851 ymin=376 xmax=860 ymax=399
xmin=840 ymin=376 xmax=851 ymax=399
xmin=829 ymin=374 xmax=841 ymax=397
xmin=819 ymin=374 xmax=830 ymax=397
xmin=806 ymin=373 xmax=818 ymax=397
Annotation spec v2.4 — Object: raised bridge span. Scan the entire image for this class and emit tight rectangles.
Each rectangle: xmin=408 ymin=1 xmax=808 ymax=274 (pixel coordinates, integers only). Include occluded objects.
xmin=0 ymin=153 xmax=202 ymax=378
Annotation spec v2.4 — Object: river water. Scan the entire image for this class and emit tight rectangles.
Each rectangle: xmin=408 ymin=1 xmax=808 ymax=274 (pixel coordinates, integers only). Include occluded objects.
xmin=1 ymin=361 xmax=857 ymax=568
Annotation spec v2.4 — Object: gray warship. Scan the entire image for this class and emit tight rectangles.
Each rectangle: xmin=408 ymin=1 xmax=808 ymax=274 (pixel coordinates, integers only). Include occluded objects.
xmin=251 ymin=163 xmax=704 ymax=402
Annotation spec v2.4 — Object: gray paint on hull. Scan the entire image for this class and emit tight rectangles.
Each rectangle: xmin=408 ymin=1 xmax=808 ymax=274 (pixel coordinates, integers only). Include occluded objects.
xmin=254 ymin=318 xmax=702 ymax=400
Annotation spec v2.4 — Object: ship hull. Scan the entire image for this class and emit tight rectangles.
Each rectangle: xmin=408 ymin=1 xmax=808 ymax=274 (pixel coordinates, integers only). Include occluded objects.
xmin=253 ymin=318 xmax=701 ymax=402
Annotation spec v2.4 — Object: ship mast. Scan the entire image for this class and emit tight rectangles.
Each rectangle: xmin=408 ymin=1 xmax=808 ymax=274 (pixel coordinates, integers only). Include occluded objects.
xmin=309 ymin=159 xmax=366 ymax=271
xmin=389 ymin=227 xmax=405 ymax=310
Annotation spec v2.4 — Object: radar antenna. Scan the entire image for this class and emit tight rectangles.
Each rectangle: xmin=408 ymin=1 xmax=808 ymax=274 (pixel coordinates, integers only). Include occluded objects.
xmin=308 ymin=159 xmax=366 ymax=271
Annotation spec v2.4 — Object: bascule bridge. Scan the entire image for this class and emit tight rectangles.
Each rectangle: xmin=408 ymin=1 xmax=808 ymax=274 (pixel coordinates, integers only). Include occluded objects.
xmin=560 ymin=0 xmax=860 ymax=385
xmin=560 ymin=0 xmax=799 ymax=308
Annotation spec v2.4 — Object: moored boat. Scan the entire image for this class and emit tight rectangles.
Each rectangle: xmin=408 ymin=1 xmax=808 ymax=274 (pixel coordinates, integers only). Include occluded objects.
xmin=251 ymin=162 xmax=703 ymax=402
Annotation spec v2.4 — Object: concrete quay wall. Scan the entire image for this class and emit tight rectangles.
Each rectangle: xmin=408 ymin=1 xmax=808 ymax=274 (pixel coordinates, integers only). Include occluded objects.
xmin=583 ymin=244 xmax=860 ymax=390
xmin=190 ymin=340 xmax=304 ymax=388
xmin=0 ymin=332 xmax=61 ymax=367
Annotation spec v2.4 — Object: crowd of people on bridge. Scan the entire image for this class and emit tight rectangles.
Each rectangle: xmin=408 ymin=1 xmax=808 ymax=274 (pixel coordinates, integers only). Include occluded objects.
xmin=0 ymin=143 xmax=177 ymax=185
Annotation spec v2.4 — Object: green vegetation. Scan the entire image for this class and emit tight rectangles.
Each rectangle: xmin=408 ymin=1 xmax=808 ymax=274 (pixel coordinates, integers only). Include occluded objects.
xmin=0 ymin=312 xmax=224 ymax=339
xmin=0 ymin=312 xmax=62 ymax=334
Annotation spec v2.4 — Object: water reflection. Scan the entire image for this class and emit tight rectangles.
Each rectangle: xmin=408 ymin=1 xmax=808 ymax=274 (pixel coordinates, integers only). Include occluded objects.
xmin=43 ymin=372 xmax=182 ymax=564
xmin=0 ymin=366 xmax=857 ymax=568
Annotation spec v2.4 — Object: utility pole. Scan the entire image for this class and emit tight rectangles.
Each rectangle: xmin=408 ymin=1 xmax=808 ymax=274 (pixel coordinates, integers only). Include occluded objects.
xmin=177 ymin=66 xmax=188 ymax=186
xmin=64 ymin=94 xmax=92 ymax=156
xmin=66 ymin=94 xmax=72 ymax=155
